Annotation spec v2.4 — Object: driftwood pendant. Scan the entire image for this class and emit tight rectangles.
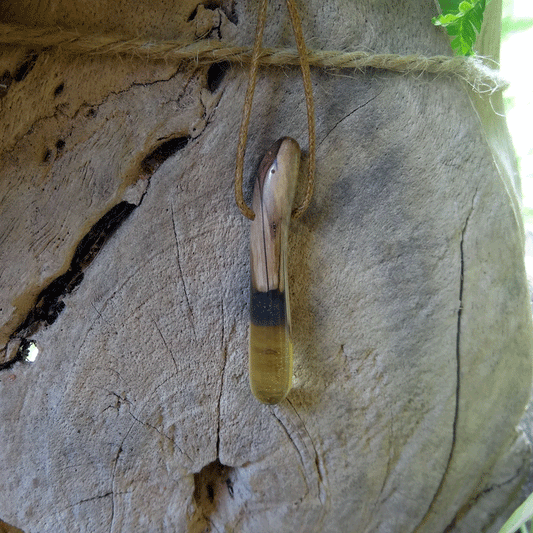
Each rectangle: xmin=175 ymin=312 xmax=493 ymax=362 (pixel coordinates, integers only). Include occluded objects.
xmin=249 ymin=137 xmax=300 ymax=404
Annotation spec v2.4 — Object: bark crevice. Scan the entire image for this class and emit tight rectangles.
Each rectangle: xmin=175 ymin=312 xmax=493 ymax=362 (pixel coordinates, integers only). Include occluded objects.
xmin=189 ymin=459 xmax=234 ymax=533
xmin=414 ymin=199 xmax=475 ymax=532
xmin=0 ymin=201 xmax=137 ymax=370
xmin=0 ymin=130 xmax=194 ymax=371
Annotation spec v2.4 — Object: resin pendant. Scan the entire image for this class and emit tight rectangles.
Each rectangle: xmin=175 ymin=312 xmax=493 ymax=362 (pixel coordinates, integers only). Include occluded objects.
xmin=249 ymin=137 xmax=300 ymax=404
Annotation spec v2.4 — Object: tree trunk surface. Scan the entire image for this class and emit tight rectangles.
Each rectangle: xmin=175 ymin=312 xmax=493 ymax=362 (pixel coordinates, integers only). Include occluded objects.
xmin=1 ymin=1 xmax=531 ymax=532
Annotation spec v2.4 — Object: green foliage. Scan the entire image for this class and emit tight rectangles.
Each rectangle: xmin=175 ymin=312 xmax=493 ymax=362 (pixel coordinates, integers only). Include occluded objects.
xmin=438 ymin=0 xmax=463 ymax=12
xmin=432 ymin=0 xmax=490 ymax=56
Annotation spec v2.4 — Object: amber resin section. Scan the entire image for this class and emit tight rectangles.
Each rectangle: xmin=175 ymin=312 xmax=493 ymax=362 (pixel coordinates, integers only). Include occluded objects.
xmin=249 ymin=289 xmax=293 ymax=404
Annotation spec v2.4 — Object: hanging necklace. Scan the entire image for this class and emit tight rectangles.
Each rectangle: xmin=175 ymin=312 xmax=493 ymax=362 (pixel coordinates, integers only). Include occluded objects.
xmin=234 ymin=0 xmax=315 ymax=403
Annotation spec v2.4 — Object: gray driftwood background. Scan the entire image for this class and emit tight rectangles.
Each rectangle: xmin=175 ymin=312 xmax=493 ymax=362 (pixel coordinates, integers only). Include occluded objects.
xmin=1 ymin=0 xmax=532 ymax=532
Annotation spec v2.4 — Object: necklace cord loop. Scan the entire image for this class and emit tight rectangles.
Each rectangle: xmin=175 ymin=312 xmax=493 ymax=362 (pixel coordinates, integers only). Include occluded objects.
xmin=234 ymin=0 xmax=268 ymax=221
xmin=234 ymin=0 xmax=316 ymax=221
xmin=285 ymin=0 xmax=315 ymax=219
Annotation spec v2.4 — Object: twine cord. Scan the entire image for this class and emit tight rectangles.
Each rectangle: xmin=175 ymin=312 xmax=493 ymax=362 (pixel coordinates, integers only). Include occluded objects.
xmin=234 ymin=0 xmax=316 ymax=221
xmin=234 ymin=0 xmax=269 ymax=221
xmin=285 ymin=0 xmax=315 ymax=219
xmin=0 ymin=23 xmax=508 ymax=95
xmin=0 ymin=21 xmax=508 ymax=218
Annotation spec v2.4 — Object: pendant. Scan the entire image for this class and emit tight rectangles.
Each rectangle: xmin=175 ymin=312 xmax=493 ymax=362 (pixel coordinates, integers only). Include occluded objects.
xmin=249 ymin=137 xmax=300 ymax=404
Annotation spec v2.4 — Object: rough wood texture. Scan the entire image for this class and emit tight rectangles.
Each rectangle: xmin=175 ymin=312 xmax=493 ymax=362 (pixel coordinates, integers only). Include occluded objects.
xmin=1 ymin=1 xmax=531 ymax=532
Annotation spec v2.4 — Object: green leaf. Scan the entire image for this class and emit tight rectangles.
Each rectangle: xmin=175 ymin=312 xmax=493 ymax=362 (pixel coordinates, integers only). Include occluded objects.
xmin=459 ymin=1 xmax=473 ymax=12
xmin=446 ymin=25 xmax=461 ymax=36
xmin=463 ymin=21 xmax=477 ymax=42
xmin=496 ymin=491 xmax=533 ymax=533
xmin=432 ymin=0 xmax=490 ymax=56
xmin=471 ymin=11 xmax=483 ymax=31
xmin=439 ymin=0 xmax=463 ymax=12
xmin=432 ymin=13 xmax=462 ymax=25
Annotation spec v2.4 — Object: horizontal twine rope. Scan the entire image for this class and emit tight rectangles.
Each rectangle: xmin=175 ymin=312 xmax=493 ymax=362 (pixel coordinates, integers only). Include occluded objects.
xmin=0 ymin=23 xmax=508 ymax=95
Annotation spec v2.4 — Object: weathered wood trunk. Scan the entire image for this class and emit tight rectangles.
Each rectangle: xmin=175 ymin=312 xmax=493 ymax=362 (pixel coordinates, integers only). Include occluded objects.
xmin=1 ymin=1 xmax=531 ymax=532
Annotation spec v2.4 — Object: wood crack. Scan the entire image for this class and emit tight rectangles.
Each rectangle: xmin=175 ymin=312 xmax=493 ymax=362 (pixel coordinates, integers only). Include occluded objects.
xmin=1 ymin=118 xmax=192 ymax=371
xmin=34 ymin=489 xmax=131 ymax=530
xmin=152 ymin=317 xmax=179 ymax=375
xmin=270 ymin=405 xmax=317 ymax=503
xmin=286 ymin=399 xmax=328 ymax=507
xmin=0 ymin=200 xmax=138 ymax=370
xmin=413 ymin=195 xmax=475 ymax=532
xmin=128 ymin=411 xmax=192 ymax=463
xmin=443 ymin=468 xmax=524 ymax=532
xmin=170 ymin=203 xmax=198 ymax=341
xmin=319 ymin=89 xmax=383 ymax=146
xmin=216 ymin=298 xmax=227 ymax=458
xmin=108 ymin=442 xmax=124 ymax=533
